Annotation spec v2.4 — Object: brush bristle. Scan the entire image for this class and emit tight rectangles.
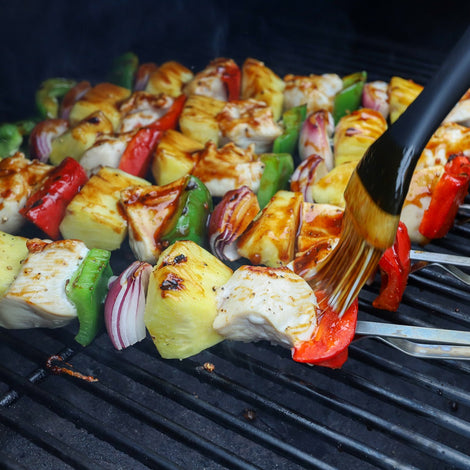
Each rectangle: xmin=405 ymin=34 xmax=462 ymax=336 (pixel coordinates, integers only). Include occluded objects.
xmin=308 ymin=209 xmax=383 ymax=316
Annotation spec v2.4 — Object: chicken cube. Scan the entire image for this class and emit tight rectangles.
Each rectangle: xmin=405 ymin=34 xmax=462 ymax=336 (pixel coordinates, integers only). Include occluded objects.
xmin=283 ymin=73 xmax=342 ymax=115
xmin=0 ymin=153 xmax=52 ymax=234
xmin=0 ymin=239 xmax=89 ymax=329
xmin=213 ymin=265 xmax=318 ymax=349
xmin=217 ymin=99 xmax=282 ymax=153
xmin=192 ymin=141 xmax=264 ymax=197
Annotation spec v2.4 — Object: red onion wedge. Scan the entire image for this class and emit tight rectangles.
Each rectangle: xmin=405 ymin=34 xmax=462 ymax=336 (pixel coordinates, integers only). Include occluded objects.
xmin=290 ymin=154 xmax=328 ymax=203
xmin=208 ymin=186 xmax=260 ymax=261
xmin=298 ymin=110 xmax=334 ymax=169
xmin=134 ymin=62 xmax=158 ymax=91
xmin=59 ymin=81 xmax=91 ymax=120
xmin=361 ymin=81 xmax=390 ymax=119
xmin=29 ymin=119 xmax=69 ymax=162
xmin=104 ymin=261 xmax=152 ymax=350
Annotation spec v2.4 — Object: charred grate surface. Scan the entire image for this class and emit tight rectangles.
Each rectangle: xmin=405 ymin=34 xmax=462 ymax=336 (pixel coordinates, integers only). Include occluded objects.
xmin=2 ymin=228 xmax=470 ymax=470
xmin=2 ymin=14 xmax=470 ymax=470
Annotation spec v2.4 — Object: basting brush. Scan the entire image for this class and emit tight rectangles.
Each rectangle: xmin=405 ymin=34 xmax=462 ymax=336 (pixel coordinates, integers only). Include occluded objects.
xmin=310 ymin=26 xmax=470 ymax=316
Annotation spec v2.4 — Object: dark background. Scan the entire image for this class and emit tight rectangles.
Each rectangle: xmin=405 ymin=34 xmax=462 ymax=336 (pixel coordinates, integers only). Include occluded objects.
xmin=1 ymin=0 xmax=469 ymax=120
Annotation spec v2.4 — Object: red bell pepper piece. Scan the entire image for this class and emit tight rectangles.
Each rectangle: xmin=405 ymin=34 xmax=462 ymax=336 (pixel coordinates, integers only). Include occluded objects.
xmin=118 ymin=126 xmax=162 ymax=178
xmin=419 ymin=155 xmax=470 ymax=239
xmin=20 ymin=157 xmax=88 ymax=239
xmin=149 ymin=94 xmax=186 ymax=131
xmin=292 ymin=293 xmax=358 ymax=369
xmin=119 ymin=94 xmax=187 ymax=178
xmin=218 ymin=61 xmax=241 ymax=101
xmin=372 ymin=221 xmax=411 ymax=312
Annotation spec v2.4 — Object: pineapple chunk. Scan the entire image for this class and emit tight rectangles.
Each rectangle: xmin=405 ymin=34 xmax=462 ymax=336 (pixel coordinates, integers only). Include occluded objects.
xmin=69 ymin=82 xmax=131 ymax=131
xmin=59 ymin=167 xmax=150 ymax=251
xmin=334 ymin=108 xmax=387 ymax=166
xmin=311 ymin=161 xmax=357 ymax=207
xmin=389 ymin=76 xmax=423 ymax=124
xmin=49 ymin=111 xmax=114 ymax=165
xmin=179 ymin=94 xmax=225 ymax=145
xmin=241 ymin=58 xmax=285 ymax=121
xmin=237 ymin=190 xmax=302 ymax=267
xmin=120 ymin=178 xmax=187 ymax=263
xmin=144 ymin=240 xmax=233 ymax=359
xmin=145 ymin=61 xmax=194 ymax=97
xmin=0 ymin=231 xmax=28 ymax=298
xmin=152 ymin=129 xmax=203 ymax=185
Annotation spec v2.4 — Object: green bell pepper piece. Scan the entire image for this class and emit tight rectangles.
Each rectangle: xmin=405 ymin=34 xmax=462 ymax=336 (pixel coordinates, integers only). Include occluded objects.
xmin=273 ymin=128 xmax=298 ymax=156
xmin=16 ymin=118 xmax=39 ymax=136
xmin=272 ymin=104 xmax=307 ymax=155
xmin=36 ymin=78 xmax=77 ymax=119
xmin=160 ymin=175 xmax=213 ymax=247
xmin=66 ymin=248 xmax=113 ymax=347
xmin=0 ymin=123 xmax=23 ymax=158
xmin=108 ymin=52 xmax=139 ymax=90
xmin=333 ymin=71 xmax=367 ymax=123
xmin=0 ymin=118 xmax=40 ymax=159
xmin=17 ymin=118 xmax=40 ymax=154
xmin=282 ymin=103 xmax=307 ymax=130
xmin=257 ymin=153 xmax=294 ymax=209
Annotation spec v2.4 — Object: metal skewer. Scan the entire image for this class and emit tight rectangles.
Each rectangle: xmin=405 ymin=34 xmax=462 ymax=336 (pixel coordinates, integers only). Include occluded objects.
xmin=355 ymin=321 xmax=470 ymax=345
xmin=410 ymin=249 xmax=470 ymax=285
xmin=355 ymin=250 xmax=470 ymax=358
xmin=410 ymin=250 xmax=470 ymax=268
xmin=355 ymin=321 xmax=470 ymax=360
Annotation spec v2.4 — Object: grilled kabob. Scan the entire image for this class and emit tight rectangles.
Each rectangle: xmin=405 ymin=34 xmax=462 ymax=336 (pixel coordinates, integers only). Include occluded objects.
xmin=0 ymin=53 xmax=469 ymax=369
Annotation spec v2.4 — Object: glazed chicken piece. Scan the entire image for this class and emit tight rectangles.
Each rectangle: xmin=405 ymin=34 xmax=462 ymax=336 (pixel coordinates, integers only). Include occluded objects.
xmin=283 ymin=73 xmax=342 ymax=115
xmin=118 ymin=91 xmax=175 ymax=132
xmin=192 ymin=141 xmax=264 ymax=197
xmin=444 ymin=89 xmax=470 ymax=127
xmin=0 ymin=238 xmax=89 ymax=329
xmin=217 ymin=98 xmax=283 ymax=153
xmin=400 ymin=165 xmax=445 ymax=245
xmin=79 ymin=133 xmax=134 ymax=173
xmin=119 ymin=179 xmax=186 ymax=264
xmin=416 ymin=122 xmax=470 ymax=170
xmin=184 ymin=58 xmax=239 ymax=101
xmin=213 ymin=265 xmax=318 ymax=349
xmin=0 ymin=153 xmax=52 ymax=234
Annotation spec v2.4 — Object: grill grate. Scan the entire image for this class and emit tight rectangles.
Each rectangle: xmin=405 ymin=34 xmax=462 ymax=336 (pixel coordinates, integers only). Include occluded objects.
xmin=2 ymin=13 xmax=470 ymax=470
xmin=2 ymin=260 xmax=470 ymax=470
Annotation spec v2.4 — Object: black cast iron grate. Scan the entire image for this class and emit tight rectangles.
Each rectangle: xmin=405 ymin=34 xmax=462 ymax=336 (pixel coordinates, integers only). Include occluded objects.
xmin=1 ymin=23 xmax=470 ymax=470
